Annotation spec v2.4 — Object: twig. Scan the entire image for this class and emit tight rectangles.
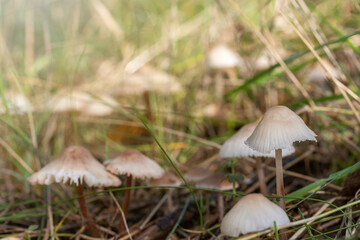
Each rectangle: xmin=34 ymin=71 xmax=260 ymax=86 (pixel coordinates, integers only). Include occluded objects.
xmin=140 ymin=192 xmax=169 ymax=230
xmin=165 ymin=197 xmax=190 ymax=239
xmin=109 ymin=191 xmax=133 ymax=240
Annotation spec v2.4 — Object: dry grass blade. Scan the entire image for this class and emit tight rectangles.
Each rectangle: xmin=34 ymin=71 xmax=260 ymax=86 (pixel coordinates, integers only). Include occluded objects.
xmin=228 ymin=0 xmax=316 ymax=108
xmin=290 ymin=197 xmax=337 ymax=239
xmin=0 ymin=137 xmax=33 ymax=174
xmin=109 ymin=191 xmax=133 ymax=240
xmin=77 ymin=117 xmax=222 ymax=149
xmin=25 ymin=6 xmax=34 ymax=75
xmin=90 ymin=0 xmax=123 ymax=39
xmin=279 ymin=11 xmax=360 ymax=123
xmin=125 ymin=11 xmax=209 ymax=74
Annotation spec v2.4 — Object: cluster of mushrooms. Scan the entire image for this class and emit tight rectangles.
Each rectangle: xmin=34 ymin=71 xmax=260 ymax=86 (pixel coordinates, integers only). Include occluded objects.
xmin=220 ymin=105 xmax=317 ymax=237
xmin=28 ymin=147 xmax=165 ymax=237
xmin=27 ymin=105 xmax=317 ymax=238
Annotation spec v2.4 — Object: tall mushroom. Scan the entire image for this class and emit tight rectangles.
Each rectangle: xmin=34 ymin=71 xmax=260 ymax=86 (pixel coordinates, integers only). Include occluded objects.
xmin=245 ymin=106 xmax=316 ymax=209
xmin=103 ymin=149 xmax=164 ymax=232
xmin=219 ymin=122 xmax=295 ymax=195
xmin=206 ymin=43 xmax=242 ymax=133
xmin=28 ymin=146 xmax=121 ymax=237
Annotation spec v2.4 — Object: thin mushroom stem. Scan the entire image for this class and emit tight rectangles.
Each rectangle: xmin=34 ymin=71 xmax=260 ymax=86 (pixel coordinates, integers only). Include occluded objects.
xmin=231 ymin=160 xmax=237 ymax=203
xmin=166 ymin=188 xmax=175 ymax=212
xmin=217 ymin=194 xmax=224 ymax=221
xmin=256 ymin=158 xmax=269 ymax=195
xmin=119 ymin=174 xmax=133 ymax=232
xmin=75 ymin=183 xmax=100 ymax=237
xmin=143 ymin=90 xmax=153 ymax=122
xmin=275 ymin=149 xmax=286 ymax=210
xmin=215 ymin=72 xmax=226 ymax=134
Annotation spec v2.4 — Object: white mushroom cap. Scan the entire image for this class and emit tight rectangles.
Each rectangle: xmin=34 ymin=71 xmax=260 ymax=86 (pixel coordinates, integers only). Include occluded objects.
xmin=104 ymin=149 xmax=165 ymax=179
xmin=27 ymin=146 xmax=122 ymax=187
xmin=245 ymin=106 xmax=317 ymax=154
xmin=207 ymin=44 xmax=242 ymax=69
xmin=219 ymin=122 xmax=295 ymax=158
xmin=221 ymin=193 xmax=290 ymax=237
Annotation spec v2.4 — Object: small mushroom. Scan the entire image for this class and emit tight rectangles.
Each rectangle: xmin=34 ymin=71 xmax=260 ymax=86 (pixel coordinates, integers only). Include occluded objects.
xmin=28 ymin=146 xmax=121 ymax=237
xmin=104 ymin=149 xmax=164 ymax=232
xmin=46 ymin=91 xmax=118 ymax=116
xmin=183 ymin=166 xmax=213 ymax=183
xmin=221 ymin=193 xmax=290 ymax=237
xmin=0 ymin=91 xmax=33 ymax=115
xmin=245 ymin=106 xmax=316 ymax=209
xmin=150 ymin=172 xmax=182 ymax=212
xmin=219 ymin=122 xmax=295 ymax=195
xmin=195 ymin=172 xmax=238 ymax=221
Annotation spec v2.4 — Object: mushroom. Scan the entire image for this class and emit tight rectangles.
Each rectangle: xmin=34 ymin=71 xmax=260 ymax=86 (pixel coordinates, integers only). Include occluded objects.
xmin=0 ymin=91 xmax=33 ymax=115
xmin=104 ymin=64 xmax=182 ymax=144
xmin=245 ymin=106 xmax=316 ymax=209
xmin=103 ymin=149 xmax=164 ymax=232
xmin=207 ymin=43 xmax=242 ymax=82
xmin=206 ymin=43 xmax=242 ymax=133
xmin=28 ymin=146 xmax=121 ymax=237
xmin=150 ymin=172 xmax=182 ymax=212
xmin=111 ymin=64 xmax=182 ymax=122
xmin=183 ymin=166 xmax=213 ymax=184
xmin=221 ymin=193 xmax=290 ymax=237
xmin=195 ymin=172 xmax=239 ymax=221
xmin=46 ymin=91 xmax=118 ymax=116
xmin=304 ymin=59 xmax=340 ymax=97
xmin=219 ymin=122 xmax=295 ymax=195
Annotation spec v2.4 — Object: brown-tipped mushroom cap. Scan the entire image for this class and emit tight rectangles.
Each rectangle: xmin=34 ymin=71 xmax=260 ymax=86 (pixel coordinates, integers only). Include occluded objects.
xmin=104 ymin=149 xmax=164 ymax=179
xmin=149 ymin=172 xmax=183 ymax=187
xmin=183 ymin=167 xmax=213 ymax=183
xmin=219 ymin=122 xmax=295 ymax=158
xmin=195 ymin=172 xmax=238 ymax=191
xmin=28 ymin=146 xmax=121 ymax=187
xmin=221 ymin=193 xmax=290 ymax=237
xmin=245 ymin=106 xmax=317 ymax=153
